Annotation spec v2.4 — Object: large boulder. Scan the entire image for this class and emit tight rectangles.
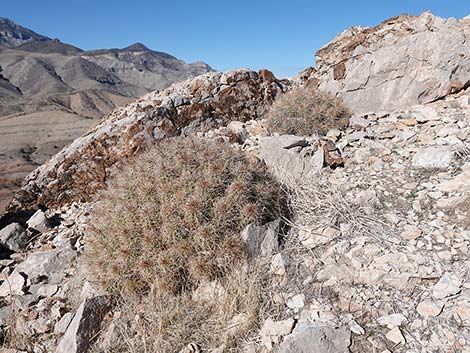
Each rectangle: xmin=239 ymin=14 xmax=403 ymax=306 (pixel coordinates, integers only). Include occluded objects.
xmin=9 ymin=69 xmax=285 ymax=211
xmin=259 ymin=135 xmax=323 ymax=183
xmin=309 ymin=12 xmax=470 ymax=113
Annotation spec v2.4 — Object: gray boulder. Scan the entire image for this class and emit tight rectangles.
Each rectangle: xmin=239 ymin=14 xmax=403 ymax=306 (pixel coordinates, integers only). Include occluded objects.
xmin=0 ymin=245 xmax=76 ymax=298
xmin=259 ymin=135 xmax=323 ymax=183
xmin=279 ymin=323 xmax=351 ymax=353
xmin=0 ymin=223 xmax=29 ymax=252
xmin=55 ymin=296 xmax=110 ymax=353
xmin=26 ymin=210 xmax=50 ymax=233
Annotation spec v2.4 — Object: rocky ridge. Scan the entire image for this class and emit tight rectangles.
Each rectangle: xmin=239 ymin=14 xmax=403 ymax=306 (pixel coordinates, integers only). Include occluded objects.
xmin=1 ymin=10 xmax=470 ymax=353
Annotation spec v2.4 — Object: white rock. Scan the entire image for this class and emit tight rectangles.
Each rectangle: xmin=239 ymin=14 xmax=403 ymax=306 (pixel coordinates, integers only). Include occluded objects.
xmin=350 ymin=115 xmax=371 ymax=129
xmin=287 ymin=294 xmax=305 ymax=310
xmin=27 ymin=210 xmax=50 ymax=233
xmin=54 ymin=312 xmax=74 ymax=334
xmin=416 ymin=301 xmax=444 ymax=317
xmin=401 ymin=225 xmax=422 ymax=240
xmin=270 ymin=253 xmax=287 ymax=276
xmin=433 ymin=273 xmax=462 ymax=299
xmin=412 ymin=146 xmax=453 ymax=169
xmin=0 ymin=270 xmax=26 ymax=296
xmin=385 ymin=327 xmax=406 ymax=345
xmin=349 ymin=320 xmax=365 ymax=335
xmin=261 ymin=318 xmax=295 ymax=336
xmin=377 ymin=313 xmax=407 ymax=329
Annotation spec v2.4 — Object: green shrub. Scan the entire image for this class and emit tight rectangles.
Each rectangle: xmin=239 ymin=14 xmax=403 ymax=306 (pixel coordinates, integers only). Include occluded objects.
xmin=266 ymin=86 xmax=351 ymax=136
xmin=87 ymin=137 xmax=283 ymax=295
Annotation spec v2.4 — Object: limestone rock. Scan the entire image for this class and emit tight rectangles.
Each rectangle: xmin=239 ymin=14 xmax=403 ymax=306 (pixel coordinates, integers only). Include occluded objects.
xmin=401 ymin=225 xmax=422 ymax=241
xmin=55 ymin=296 xmax=110 ymax=353
xmin=416 ymin=301 xmax=444 ymax=317
xmin=286 ymin=294 xmax=305 ymax=310
xmin=26 ymin=210 xmax=50 ymax=233
xmin=271 ymin=253 xmax=287 ymax=276
xmin=259 ymin=135 xmax=323 ymax=183
xmin=377 ymin=314 xmax=407 ymax=329
xmin=0 ymin=223 xmax=29 ymax=252
xmin=385 ymin=327 xmax=406 ymax=345
xmin=0 ymin=270 xmax=26 ymax=296
xmin=241 ymin=220 xmax=280 ymax=258
xmin=433 ymin=273 xmax=462 ymax=299
xmin=311 ymin=12 xmax=470 ymax=113
xmin=412 ymin=146 xmax=453 ymax=169
xmin=54 ymin=312 xmax=74 ymax=334
xmin=279 ymin=323 xmax=351 ymax=353
xmin=261 ymin=318 xmax=295 ymax=337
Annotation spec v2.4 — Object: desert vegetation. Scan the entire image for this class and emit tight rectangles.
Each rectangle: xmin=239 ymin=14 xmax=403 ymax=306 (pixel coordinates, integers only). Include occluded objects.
xmin=86 ymin=136 xmax=284 ymax=351
xmin=266 ymin=86 xmax=350 ymax=136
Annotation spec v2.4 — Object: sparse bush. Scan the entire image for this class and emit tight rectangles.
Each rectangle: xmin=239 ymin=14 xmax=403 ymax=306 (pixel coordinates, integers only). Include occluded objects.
xmin=266 ymin=86 xmax=350 ymax=136
xmin=283 ymin=175 xmax=393 ymax=243
xmin=87 ymin=136 xmax=283 ymax=295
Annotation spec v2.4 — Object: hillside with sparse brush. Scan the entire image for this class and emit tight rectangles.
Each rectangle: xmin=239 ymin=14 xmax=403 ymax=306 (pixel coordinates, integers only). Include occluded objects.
xmin=0 ymin=17 xmax=212 ymax=212
xmin=1 ymin=11 xmax=470 ymax=353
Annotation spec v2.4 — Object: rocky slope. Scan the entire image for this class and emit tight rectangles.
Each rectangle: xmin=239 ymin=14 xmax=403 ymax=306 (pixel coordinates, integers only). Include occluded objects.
xmin=1 ymin=10 xmax=470 ymax=353
xmin=0 ymin=18 xmax=212 ymax=212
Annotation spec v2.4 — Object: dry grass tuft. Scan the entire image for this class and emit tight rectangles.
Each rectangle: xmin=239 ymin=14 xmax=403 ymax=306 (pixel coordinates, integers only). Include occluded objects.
xmin=283 ymin=176 xmax=393 ymax=243
xmin=95 ymin=261 xmax=277 ymax=353
xmin=266 ymin=86 xmax=351 ymax=136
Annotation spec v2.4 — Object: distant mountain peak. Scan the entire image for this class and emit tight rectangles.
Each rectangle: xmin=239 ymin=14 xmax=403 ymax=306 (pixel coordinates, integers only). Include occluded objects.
xmin=123 ymin=42 xmax=150 ymax=52
xmin=0 ymin=17 xmax=16 ymax=25
xmin=0 ymin=17 xmax=49 ymax=48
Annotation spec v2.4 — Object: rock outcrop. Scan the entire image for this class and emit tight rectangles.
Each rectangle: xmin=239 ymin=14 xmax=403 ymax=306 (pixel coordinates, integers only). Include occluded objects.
xmin=307 ymin=12 xmax=470 ymax=113
xmin=8 ymin=69 xmax=285 ymax=211
xmin=3 ymin=10 xmax=470 ymax=353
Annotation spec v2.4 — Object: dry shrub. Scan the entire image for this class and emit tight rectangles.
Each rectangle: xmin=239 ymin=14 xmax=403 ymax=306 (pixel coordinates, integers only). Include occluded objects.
xmin=283 ymin=176 xmax=393 ymax=243
xmin=266 ymin=86 xmax=350 ymax=136
xmin=87 ymin=137 xmax=282 ymax=295
xmin=95 ymin=262 xmax=278 ymax=353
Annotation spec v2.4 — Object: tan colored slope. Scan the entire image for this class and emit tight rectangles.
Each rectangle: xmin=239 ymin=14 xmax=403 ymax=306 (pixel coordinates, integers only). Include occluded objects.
xmin=0 ymin=110 xmax=105 ymax=211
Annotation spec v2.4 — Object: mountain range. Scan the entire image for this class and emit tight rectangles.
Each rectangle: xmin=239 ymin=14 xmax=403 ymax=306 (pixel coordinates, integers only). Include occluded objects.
xmin=0 ymin=17 xmax=212 ymax=211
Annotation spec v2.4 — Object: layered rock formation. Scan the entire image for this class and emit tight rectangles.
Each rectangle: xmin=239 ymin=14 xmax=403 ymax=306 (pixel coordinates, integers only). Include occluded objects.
xmin=305 ymin=12 xmax=470 ymax=113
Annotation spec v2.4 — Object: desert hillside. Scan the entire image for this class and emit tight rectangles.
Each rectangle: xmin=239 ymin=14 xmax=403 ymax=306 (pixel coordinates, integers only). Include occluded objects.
xmin=0 ymin=17 xmax=212 ymax=212
xmin=1 ymin=11 xmax=470 ymax=353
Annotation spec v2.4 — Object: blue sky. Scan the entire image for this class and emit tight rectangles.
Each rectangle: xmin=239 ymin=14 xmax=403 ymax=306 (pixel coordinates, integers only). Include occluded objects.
xmin=3 ymin=1 xmax=469 ymax=78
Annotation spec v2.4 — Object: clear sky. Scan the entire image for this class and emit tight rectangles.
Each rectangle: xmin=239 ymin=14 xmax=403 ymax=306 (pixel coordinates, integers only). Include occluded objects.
xmin=2 ymin=0 xmax=469 ymax=78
